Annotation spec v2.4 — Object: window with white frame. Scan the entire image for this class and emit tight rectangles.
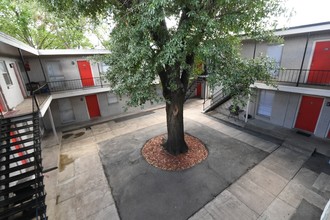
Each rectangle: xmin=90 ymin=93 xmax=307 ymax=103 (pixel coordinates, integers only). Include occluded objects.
xmin=0 ymin=61 xmax=13 ymax=86
xmin=107 ymin=92 xmax=118 ymax=104
xmin=267 ymin=44 xmax=283 ymax=77
xmin=257 ymin=90 xmax=275 ymax=117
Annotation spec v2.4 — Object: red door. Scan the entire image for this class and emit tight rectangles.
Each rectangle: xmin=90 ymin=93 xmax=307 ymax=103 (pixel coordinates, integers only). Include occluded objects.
xmin=196 ymin=82 xmax=202 ymax=97
xmin=85 ymin=95 xmax=101 ymax=118
xmin=308 ymin=41 xmax=330 ymax=84
xmin=295 ymin=96 xmax=323 ymax=133
xmin=77 ymin=60 xmax=94 ymax=87
xmin=0 ymin=89 xmax=7 ymax=113
xmin=77 ymin=61 xmax=101 ymax=118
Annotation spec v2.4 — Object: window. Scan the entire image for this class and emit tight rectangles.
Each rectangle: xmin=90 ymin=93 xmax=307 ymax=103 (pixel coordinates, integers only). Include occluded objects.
xmin=267 ymin=44 xmax=283 ymax=77
xmin=257 ymin=90 xmax=275 ymax=117
xmin=107 ymin=92 xmax=118 ymax=104
xmin=0 ymin=61 xmax=13 ymax=86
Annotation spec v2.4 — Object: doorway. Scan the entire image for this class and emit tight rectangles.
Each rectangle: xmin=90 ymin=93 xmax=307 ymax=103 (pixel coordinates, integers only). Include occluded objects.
xmin=85 ymin=95 xmax=101 ymax=118
xmin=77 ymin=61 xmax=101 ymax=118
xmin=0 ymin=88 xmax=8 ymax=113
xmin=295 ymin=95 xmax=324 ymax=133
xmin=307 ymin=41 xmax=330 ymax=84
xmin=77 ymin=60 xmax=94 ymax=87
xmin=58 ymin=98 xmax=75 ymax=123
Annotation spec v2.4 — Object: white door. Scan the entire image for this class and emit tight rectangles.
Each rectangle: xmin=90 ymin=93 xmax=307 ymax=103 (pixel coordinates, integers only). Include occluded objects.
xmin=58 ymin=98 xmax=75 ymax=123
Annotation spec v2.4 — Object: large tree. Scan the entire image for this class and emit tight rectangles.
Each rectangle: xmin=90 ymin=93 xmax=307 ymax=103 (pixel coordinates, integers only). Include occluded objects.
xmin=41 ymin=0 xmax=285 ymax=155
xmin=0 ymin=0 xmax=92 ymax=49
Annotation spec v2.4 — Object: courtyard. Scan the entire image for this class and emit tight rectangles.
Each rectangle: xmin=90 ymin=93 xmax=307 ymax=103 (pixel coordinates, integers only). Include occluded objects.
xmin=41 ymin=99 xmax=330 ymax=220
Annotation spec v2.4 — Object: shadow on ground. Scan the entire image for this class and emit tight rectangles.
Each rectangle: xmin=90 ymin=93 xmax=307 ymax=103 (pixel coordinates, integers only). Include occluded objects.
xmin=98 ymin=120 xmax=269 ymax=220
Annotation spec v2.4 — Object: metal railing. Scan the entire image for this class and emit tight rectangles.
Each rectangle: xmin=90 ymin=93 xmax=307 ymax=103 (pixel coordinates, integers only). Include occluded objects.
xmin=185 ymin=77 xmax=204 ymax=102
xmin=47 ymin=77 xmax=110 ymax=92
xmin=272 ymin=69 xmax=330 ymax=86
xmin=203 ymin=88 xmax=232 ymax=112
xmin=32 ymin=83 xmax=50 ymax=112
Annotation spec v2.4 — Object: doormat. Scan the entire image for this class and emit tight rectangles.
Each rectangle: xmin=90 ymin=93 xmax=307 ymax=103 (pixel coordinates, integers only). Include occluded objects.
xmin=296 ymin=130 xmax=311 ymax=137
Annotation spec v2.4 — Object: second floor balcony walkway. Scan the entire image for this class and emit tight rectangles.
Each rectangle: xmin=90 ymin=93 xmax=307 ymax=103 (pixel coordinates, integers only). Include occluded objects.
xmin=270 ymin=68 xmax=330 ymax=88
xmin=34 ymin=77 xmax=111 ymax=99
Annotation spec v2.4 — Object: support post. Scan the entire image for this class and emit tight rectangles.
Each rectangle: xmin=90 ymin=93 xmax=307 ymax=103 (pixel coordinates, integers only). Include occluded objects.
xmin=296 ymin=33 xmax=310 ymax=87
xmin=18 ymin=49 xmax=32 ymax=94
xmin=47 ymin=107 xmax=59 ymax=144
xmin=245 ymin=94 xmax=251 ymax=123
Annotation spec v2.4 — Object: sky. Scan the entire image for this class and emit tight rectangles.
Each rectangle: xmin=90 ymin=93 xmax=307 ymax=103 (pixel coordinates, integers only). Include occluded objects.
xmin=281 ymin=0 xmax=330 ymax=27
xmin=90 ymin=0 xmax=330 ymax=48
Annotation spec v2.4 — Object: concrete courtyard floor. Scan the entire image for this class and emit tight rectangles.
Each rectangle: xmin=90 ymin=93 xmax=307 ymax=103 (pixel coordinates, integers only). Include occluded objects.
xmin=41 ymin=99 xmax=330 ymax=220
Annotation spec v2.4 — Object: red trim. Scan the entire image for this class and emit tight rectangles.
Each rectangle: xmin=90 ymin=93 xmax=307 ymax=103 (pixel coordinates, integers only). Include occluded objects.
xmin=10 ymin=131 xmax=27 ymax=164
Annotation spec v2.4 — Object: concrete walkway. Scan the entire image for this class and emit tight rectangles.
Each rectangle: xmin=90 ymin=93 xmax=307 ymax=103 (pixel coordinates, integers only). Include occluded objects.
xmin=42 ymin=99 xmax=330 ymax=220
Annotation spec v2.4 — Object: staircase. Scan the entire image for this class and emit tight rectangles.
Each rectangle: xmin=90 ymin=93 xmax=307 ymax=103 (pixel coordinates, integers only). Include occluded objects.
xmin=185 ymin=77 xmax=204 ymax=102
xmin=0 ymin=112 xmax=47 ymax=219
xmin=203 ymin=89 xmax=232 ymax=113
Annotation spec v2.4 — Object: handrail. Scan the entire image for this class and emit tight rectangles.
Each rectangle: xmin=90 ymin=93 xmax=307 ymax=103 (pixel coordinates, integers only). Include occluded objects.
xmin=203 ymin=87 xmax=229 ymax=112
xmin=184 ymin=77 xmax=203 ymax=101
xmin=46 ymin=76 xmax=110 ymax=92
xmin=32 ymin=83 xmax=50 ymax=113
xmin=271 ymin=68 xmax=330 ymax=86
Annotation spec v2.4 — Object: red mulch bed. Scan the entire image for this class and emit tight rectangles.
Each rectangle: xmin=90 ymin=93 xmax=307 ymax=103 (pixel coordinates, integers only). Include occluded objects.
xmin=142 ymin=133 xmax=208 ymax=171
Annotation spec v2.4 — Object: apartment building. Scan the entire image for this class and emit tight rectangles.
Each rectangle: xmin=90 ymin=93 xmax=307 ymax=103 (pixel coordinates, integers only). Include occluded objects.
xmin=241 ymin=22 xmax=330 ymax=139
xmin=0 ymin=31 xmax=163 ymax=218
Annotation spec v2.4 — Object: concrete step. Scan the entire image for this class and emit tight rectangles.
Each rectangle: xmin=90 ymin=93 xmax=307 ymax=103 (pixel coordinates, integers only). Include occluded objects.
xmin=282 ymin=141 xmax=315 ymax=157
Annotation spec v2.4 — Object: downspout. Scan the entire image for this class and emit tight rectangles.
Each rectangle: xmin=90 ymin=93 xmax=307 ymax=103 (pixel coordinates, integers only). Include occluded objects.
xmin=296 ymin=33 xmax=310 ymax=87
xmin=38 ymin=56 xmax=48 ymax=83
xmin=18 ymin=48 xmax=32 ymax=95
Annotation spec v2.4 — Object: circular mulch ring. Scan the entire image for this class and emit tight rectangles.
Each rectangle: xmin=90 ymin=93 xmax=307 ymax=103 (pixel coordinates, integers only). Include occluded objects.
xmin=141 ymin=133 xmax=208 ymax=171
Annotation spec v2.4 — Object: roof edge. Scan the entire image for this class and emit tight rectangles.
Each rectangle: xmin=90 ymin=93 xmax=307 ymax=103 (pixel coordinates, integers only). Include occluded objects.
xmin=38 ymin=49 xmax=111 ymax=56
xmin=0 ymin=32 xmax=39 ymax=55
xmin=274 ymin=21 xmax=330 ymax=36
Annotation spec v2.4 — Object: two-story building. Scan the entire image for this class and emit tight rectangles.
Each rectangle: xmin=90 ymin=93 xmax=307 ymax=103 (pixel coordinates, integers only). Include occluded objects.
xmin=0 ymin=32 xmax=162 ymax=219
xmin=228 ymin=22 xmax=330 ymax=139
xmin=0 ymin=32 xmax=164 ymax=136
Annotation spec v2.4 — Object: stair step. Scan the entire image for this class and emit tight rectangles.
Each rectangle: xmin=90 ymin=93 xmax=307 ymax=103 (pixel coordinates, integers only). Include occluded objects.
xmin=0 ymin=116 xmax=35 ymax=126
xmin=0 ymin=131 xmax=34 ymax=142
xmin=0 ymin=144 xmax=35 ymax=158
xmin=0 ymin=124 xmax=34 ymax=132
xmin=0 ymin=138 xmax=34 ymax=149
xmin=0 ymin=151 xmax=35 ymax=166
xmin=0 ymin=161 xmax=36 ymax=176
xmin=0 ymin=170 xmax=39 ymax=185
xmin=0 ymin=185 xmax=45 ymax=208
xmin=0 ymin=176 xmax=44 ymax=196
xmin=0 ymin=195 xmax=46 ymax=219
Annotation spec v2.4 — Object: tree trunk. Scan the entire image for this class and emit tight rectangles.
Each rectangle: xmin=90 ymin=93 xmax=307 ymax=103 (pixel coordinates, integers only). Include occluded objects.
xmin=163 ymin=91 xmax=188 ymax=155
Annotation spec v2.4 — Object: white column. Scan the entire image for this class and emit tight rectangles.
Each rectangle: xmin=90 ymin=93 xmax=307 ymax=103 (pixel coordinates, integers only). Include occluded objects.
xmin=245 ymin=94 xmax=251 ymax=123
xmin=47 ymin=107 xmax=59 ymax=144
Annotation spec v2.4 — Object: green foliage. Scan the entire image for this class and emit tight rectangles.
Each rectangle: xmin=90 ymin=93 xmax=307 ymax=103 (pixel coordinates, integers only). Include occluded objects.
xmin=41 ymin=0 xmax=288 ymax=106
xmin=0 ymin=0 xmax=93 ymax=49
